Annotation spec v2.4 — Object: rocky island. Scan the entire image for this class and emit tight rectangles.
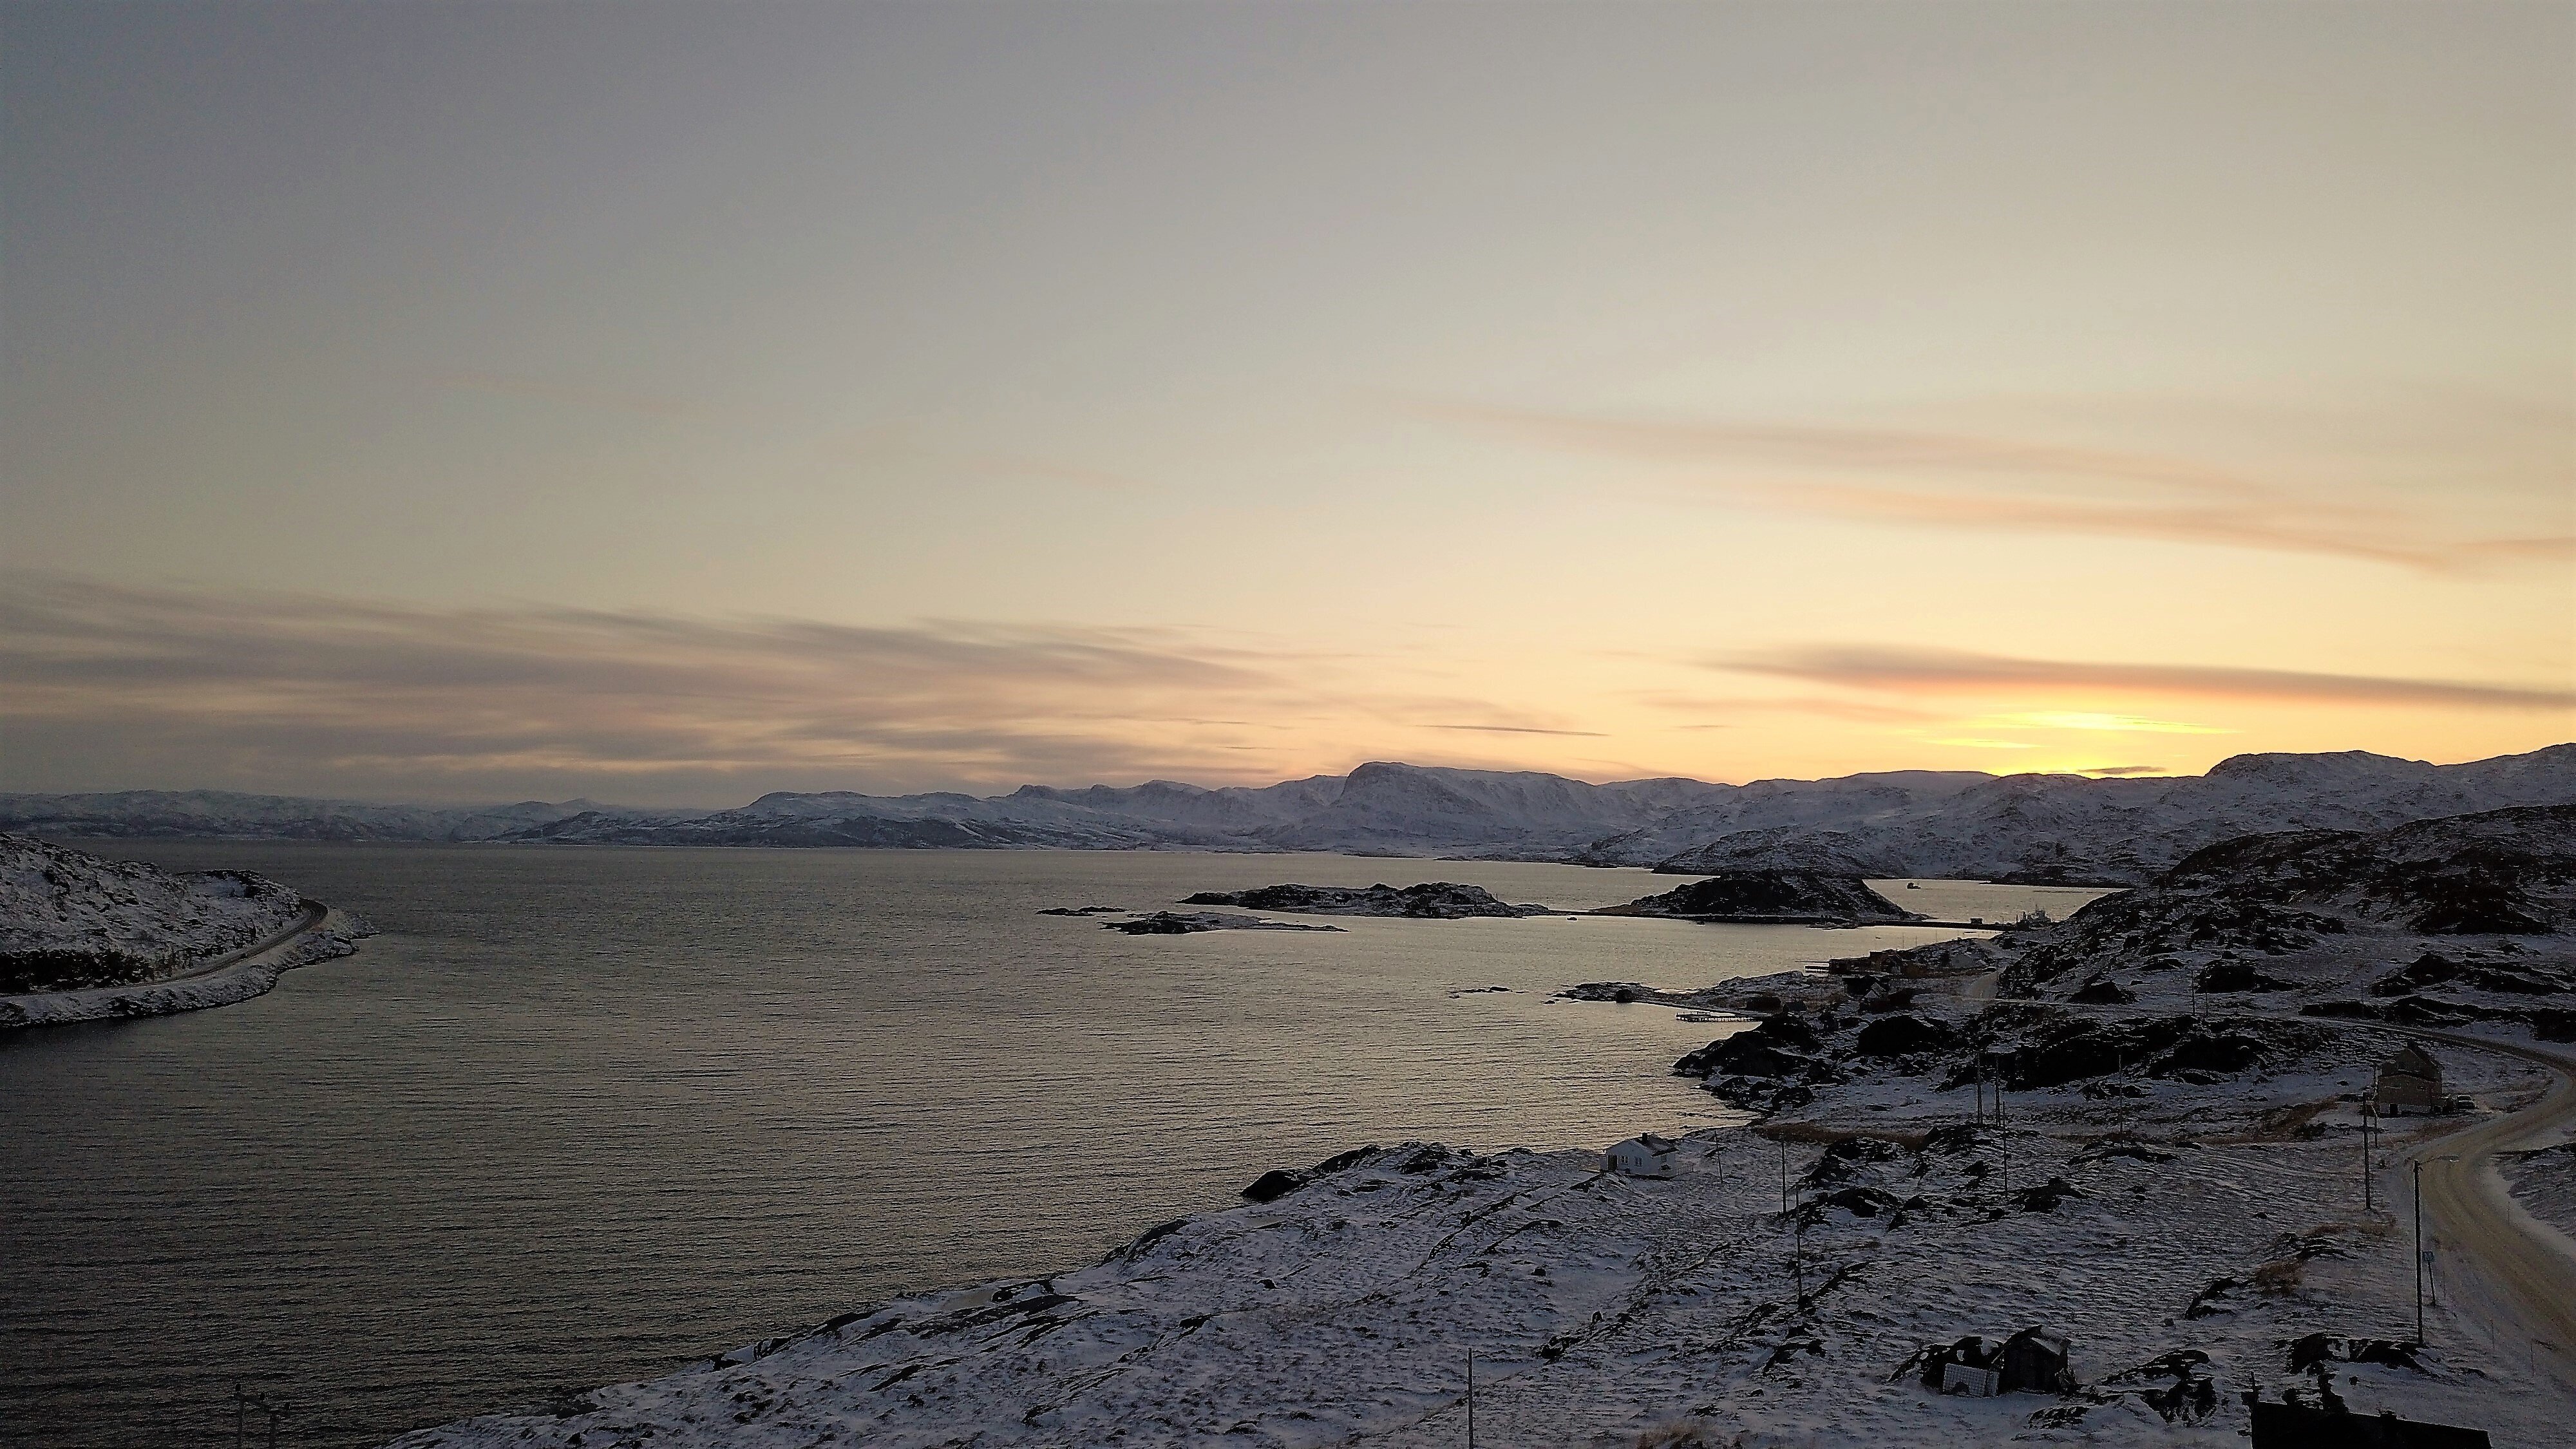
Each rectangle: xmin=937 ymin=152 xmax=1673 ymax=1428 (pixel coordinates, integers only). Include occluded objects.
xmin=0 ymin=833 xmax=370 ymax=1028
xmin=1177 ymin=882 xmax=1551 ymax=918
xmin=1099 ymin=911 xmax=1345 ymax=935
xmin=1593 ymin=869 xmax=1922 ymax=925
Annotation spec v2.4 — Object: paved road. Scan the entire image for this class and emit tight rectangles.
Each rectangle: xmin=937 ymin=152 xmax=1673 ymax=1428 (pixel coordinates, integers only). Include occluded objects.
xmin=157 ymin=899 xmax=328 ymax=983
xmin=2382 ymin=1025 xmax=2576 ymax=1372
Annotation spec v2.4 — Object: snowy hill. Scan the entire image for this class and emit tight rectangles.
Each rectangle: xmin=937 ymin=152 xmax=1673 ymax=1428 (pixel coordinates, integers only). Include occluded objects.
xmin=0 ymin=789 xmax=636 ymax=842
xmin=6 ymin=746 xmax=2571 ymax=880
xmin=0 ymin=833 xmax=308 ymax=992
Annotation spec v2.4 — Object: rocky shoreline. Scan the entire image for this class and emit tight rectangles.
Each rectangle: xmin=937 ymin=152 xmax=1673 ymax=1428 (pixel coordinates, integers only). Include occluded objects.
xmin=0 ymin=833 xmax=373 ymax=1030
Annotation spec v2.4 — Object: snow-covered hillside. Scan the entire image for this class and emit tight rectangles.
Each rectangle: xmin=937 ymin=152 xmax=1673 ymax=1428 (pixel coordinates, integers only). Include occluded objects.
xmin=0 ymin=833 xmax=308 ymax=991
xmin=384 ymin=1013 xmax=2566 ymax=1449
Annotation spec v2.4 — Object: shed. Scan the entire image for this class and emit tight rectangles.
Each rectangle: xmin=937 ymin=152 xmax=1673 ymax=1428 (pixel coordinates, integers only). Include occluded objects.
xmin=1606 ymin=1133 xmax=1682 ymax=1179
xmin=2375 ymin=1044 xmax=2443 ymax=1115
xmin=1996 ymin=1326 xmax=2074 ymax=1394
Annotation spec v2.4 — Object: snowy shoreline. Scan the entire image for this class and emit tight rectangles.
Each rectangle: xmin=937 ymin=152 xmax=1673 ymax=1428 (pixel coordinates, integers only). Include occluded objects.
xmin=383 ymin=1013 xmax=2573 ymax=1449
xmin=0 ymin=904 xmax=373 ymax=1030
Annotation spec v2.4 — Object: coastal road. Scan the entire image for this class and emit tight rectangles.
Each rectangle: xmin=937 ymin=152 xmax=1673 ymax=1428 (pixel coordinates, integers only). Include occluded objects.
xmin=2378 ymin=1025 xmax=2576 ymax=1374
xmin=156 ymin=899 xmax=329 ymax=984
xmin=1978 ymin=986 xmax=2576 ymax=1370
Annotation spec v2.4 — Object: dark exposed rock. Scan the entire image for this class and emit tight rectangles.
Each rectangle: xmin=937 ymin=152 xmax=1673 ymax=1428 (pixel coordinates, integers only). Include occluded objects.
xmin=1238 ymin=1143 xmax=1385 ymax=1202
xmin=2183 ymin=1277 xmax=2241 ymax=1319
xmin=2010 ymin=1176 xmax=2083 ymax=1213
xmin=1103 ymin=911 xmax=1345 ymax=934
xmin=1794 ymin=1185 xmax=1904 ymax=1226
xmin=2072 ymin=1138 xmax=2178 ymax=1168
xmin=1674 ymin=1014 xmax=1832 ymax=1080
xmin=2284 ymin=1333 xmax=2423 ymax=1374
xmin=2067 ymin=976 xmax=2135 ymax=1005
xmin=1801 ymin=1136 xmax=1906 ymax=1188
xmin=1179 ymin=882 xmax=1549 ymax=918
xmin=2370 ymin=952 xmax=2460 ymax=996
xmin=2194 ymin=960 xmax=2295 ymax=993
xmin=1958 ymin=1012 xmax=2322 ymax=1091
xmin=1241 ymin=1170 xmax=1308 ymax=1203
xmin=1854 ymin=1012 xmax=1957 ymax=1057
xmin=1597 ymin=872 xmax=1921 ymax=925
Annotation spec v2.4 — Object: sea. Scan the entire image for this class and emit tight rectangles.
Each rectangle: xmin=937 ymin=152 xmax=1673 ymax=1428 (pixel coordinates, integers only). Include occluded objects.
xmin=0 ymin=843 xmax=2101 ymax=1448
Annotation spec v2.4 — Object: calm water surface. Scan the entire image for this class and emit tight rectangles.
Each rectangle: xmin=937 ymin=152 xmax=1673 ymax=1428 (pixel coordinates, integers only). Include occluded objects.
xmin=0 ymin=844 xmax=2097 ymax=1446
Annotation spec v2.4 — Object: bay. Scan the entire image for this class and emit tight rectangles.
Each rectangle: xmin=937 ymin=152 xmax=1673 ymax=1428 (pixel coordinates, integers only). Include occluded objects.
xmin=0 ymin=843 xmax=2097 ymax=1446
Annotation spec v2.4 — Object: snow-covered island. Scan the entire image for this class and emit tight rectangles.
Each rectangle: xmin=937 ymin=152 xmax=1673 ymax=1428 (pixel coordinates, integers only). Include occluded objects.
xmin=0 ymin=833 xmax=370 ymax=1029
xmin=390 ymin=805 xmax=2576 ymax=1448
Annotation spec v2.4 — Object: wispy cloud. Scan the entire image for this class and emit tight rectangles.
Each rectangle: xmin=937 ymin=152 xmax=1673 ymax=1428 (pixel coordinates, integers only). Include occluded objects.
xmin=2081 ymin=764 xmax=2166 ymax=776
xmin=1428 ymin=723 xmax=1609 ymax=737
xmin=1630 ymin=692 xmax=1940 ymax=725
xmin=1420 ymin=402 xmax=2573 ymax=574
xmin=1714 ymin=644 xmax=2576 ymax=712
xmin=0 ymin=576 xmax=1331 ymax=801
xmin=1985 ymin=711 xmax=2232 ymax=735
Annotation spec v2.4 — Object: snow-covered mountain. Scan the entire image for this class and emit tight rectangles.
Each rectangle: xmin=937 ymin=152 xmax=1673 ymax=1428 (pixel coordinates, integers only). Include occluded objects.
xmin=1616 ymin=746 xmax=2576 ymax=883
xmin=7 ymin=746 xmax=2572 ymax=881
xmin=0 ymin=789 xmax=650 ymax=842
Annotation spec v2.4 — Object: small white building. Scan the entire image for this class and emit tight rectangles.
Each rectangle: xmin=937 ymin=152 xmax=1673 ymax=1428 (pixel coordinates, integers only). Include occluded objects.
xmin=1606 ymin=1133 xmax=1682 ymax=1179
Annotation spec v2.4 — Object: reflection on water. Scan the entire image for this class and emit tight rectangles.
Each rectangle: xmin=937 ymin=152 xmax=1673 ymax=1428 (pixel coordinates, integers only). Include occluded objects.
xmin=0 ymin=844 xmax=2101 ymax=1446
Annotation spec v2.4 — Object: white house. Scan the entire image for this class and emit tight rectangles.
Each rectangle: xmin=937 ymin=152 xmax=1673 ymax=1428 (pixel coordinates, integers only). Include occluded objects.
xmin=1606 ymin=1133 xmax=1682 ymax=1179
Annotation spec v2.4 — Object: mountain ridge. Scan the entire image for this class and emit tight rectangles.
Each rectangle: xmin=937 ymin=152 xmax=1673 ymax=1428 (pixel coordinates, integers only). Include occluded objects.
xmin=5 ymin=744 xmax=2571 ymax=884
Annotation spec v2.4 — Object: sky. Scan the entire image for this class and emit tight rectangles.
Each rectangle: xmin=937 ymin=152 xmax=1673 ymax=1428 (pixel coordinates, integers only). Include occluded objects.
xmin=3 ymin=0 xmax=2571 ymax=806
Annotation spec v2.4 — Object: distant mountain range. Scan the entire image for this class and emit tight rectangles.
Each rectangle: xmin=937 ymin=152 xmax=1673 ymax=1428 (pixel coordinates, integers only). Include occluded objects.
xmin=6 ymin=744 xmax=2572 ymax=885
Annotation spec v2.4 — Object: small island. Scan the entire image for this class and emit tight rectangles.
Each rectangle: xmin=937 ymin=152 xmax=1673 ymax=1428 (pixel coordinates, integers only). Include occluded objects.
xmin=1102 ymin=911 xmax=1346 ymax=934
xmin=1593 ymin=870 xmax=1922 ymax=925
xmin=1178 ymin=882 xmax=1551 ymax=918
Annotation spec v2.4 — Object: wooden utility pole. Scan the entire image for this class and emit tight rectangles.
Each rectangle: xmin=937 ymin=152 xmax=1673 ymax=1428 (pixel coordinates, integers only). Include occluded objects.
xmin=2413 ymin=1160 xmax=2426 ymax=1344
xmin=2361 ymin=1105 xmax=2376 ymax=1213
xmin=1464 ymin=1350 xmax=1475 ymax=1449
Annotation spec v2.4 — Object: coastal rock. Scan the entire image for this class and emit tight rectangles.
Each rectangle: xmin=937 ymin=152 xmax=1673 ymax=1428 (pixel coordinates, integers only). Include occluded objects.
xmin=1178 ymin=882 xmax=1549 ymax=918
xmin=1853 ymin=1012 xmax=1956 ymax=1057
xmin=1101 ymin=911 xmax=1345 ymax=935
xmin=1597 ymin=872 xmax=1920 ymax=925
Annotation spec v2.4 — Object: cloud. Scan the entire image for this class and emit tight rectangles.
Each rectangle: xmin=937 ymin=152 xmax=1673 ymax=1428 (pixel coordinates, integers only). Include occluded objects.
xmin=1428 ymin=723 xmax=1609 ymax=737
xmin=1419 ymin=402 xmax=2573 ymax=574
xmin=1714 ymin=644 xmax=2576 ymax=712
xmin=1986 ymin=711 xmax=2232 ymax=735
xmin=2081 ymin=764 xmax=2166 ymax=776
xmin=0 ymin=576 xmax=1347 ymax=802
xmin=1631 ymin=692 xmax=1940 ymax=725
